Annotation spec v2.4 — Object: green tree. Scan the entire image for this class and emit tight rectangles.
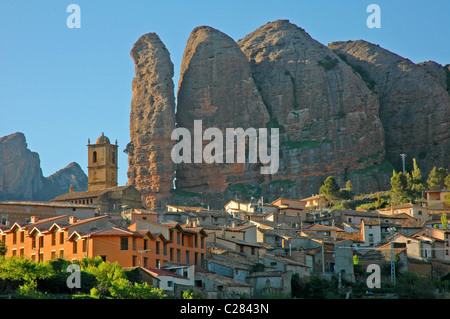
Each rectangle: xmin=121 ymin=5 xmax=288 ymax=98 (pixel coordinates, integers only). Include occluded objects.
xmin=442 ymin=213 xmax=448 ymax=230
xmin=390 ymin=170 xmax=409 ymax=204
xmin=445 ymin=175 xmax=450 ymax=189
xmin=0 ymin=240 xmax=6 ymax=256
xmin=319 ymin=176 xmax=341 ymax=205
xmin=409 ymin=158 xmax=426 ymax=201
xmin=427 ymin=167 xmax=448 ymax=190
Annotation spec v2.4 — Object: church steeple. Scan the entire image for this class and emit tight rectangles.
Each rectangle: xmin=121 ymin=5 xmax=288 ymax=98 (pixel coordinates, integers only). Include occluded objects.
xmin=87 ymin=133 xmax=118 ymax=191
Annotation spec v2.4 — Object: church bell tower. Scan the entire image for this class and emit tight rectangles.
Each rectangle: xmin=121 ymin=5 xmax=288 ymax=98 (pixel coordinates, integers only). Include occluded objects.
xmin=87 ymin=133 xmax=118 ymax=191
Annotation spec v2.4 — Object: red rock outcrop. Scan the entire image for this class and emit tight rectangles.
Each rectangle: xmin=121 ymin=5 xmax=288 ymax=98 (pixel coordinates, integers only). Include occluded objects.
xmin=237 ymin=20 xmax=388 ymax=199
xmin=175 ymin=26 xmax=270 ymax=200
xmin=329 ymin=40 xmax=450 ymax=173
xmin=127 ymin=33 xmax=176 ymax=209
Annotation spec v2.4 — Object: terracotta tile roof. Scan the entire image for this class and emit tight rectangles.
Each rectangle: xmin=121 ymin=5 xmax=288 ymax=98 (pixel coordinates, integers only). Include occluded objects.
xmin=50 ymin=186 xmax=132 ymax=202
xmin=301 ymin=223 xmax=344 ymax=232
xmin=88 ymin=227 xmax=139 ymax=237
xmin=144 ymin=267 xmax=188 ymax=280
xmin=0 ymin=200 xmax=97 ymax=209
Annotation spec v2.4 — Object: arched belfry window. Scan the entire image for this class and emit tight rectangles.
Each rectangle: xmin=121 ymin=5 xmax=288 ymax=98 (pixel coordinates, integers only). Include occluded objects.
xmin=93 ymin=151 xmax=97 ymax=163
xmin=112 ymin=151 xmax=115 ymax=164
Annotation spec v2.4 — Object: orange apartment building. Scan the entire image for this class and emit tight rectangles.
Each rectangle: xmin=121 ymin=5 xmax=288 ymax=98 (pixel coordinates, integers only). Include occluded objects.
xmin=0 ymin=214 xmax=207 ymax=269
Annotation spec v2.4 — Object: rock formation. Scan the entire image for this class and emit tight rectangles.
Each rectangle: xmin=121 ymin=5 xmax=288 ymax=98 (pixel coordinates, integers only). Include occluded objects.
xmin=0 ymin=132 xmax=87 ymax=201
xmin=329 ymin=40 xmax=450 ymax=173
xmin=127 ymin=20 xmax=449 ymax=209
xmin=126 ymin=33 xmax=176 ymax=209
xmin=175 ymin=26 xmax=270 ymax=201
xmin=0 ymin=132 xmax=45 ymax=200
xmin=237 ymin=20 xmax=388 ymax=199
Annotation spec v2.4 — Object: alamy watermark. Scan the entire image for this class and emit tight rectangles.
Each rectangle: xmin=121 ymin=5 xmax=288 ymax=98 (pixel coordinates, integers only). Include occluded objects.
xmin=171 ymin=120 xmax=280 ymax=175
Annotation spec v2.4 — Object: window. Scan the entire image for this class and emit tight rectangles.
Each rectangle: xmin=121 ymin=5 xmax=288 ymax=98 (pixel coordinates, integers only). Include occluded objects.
xmin=418 ymin=210 xmax=422 ymax=215
xmin=60 ymin=232 xmax=64 ymax=244
xmin=170 ymin=248 xmax=174 ymax=262
xmin=169 ymin=230 xmax=173 ymax=242
xmin=73 ymin=241 xmax=77 ymax=254
xmin=143 ymin=257 xmax=148 ymax=268
xmin=93 ymin=151 xmax=97 ymax=163
xmin=132 ymin=238 xmax=136 ymax=251
xmin=163 ymin=242 xmax=167 ymax=256
xmin=156 ymin=241 xmax=160 ymax=255
xmin=201 ymin=237 xmax=204 ymax=249
xmin=177 ymin=232 xmax=180 ymax=245
xmin=144 ymin=238 xmax=148 ymax=250
xmin=156 ymin=259 xmax=161 ymax=269
xmin=52 ymin=233 xmax=56 ymax=246
xmin=195 ymin=236 xmax=198 ymax=248
xmin=167 ymin=281 xmax=173 ymax=287
xmin=132 ymin=255 xmax=137 ymax=267
xmin=31 ymin=236 xmax=36 ymax=249
xmin=39 ymin=236 xmax=44 ymax=248
xmin=186 ymin=251 xmax=190 ymax=264
xmin=112 ymin=151 xmax=116 ymax=164
xmin=177 ymin=249 xmax=181 ymax=263
xmin=83 ymin=239 xmax=87 ymax=252
xmin=121 ymin=237 xmax=128 ymax=250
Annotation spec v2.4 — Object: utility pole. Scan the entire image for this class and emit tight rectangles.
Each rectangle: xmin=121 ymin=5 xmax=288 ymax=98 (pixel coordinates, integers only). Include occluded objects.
xmin=388 ymin=227 xmax=397 ymax=285
xmin=400 ymin=154 xmax=407 ymax=174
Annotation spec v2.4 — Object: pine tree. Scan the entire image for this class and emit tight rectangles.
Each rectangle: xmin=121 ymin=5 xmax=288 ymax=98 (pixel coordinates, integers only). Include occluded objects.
xmin=427 ymin=167 xmax=448 ymax=190
xmin=319 ymin=176 xmax=341 ymax=205
xmin=390 ymin=170 xmax=409 ymax=205
xmin=410 ymin=158 xmax=425 ymax=201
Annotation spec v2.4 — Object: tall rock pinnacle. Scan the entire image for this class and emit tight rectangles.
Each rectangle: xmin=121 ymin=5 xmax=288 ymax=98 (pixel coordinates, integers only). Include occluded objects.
xmin=127 ymin=33 xmax=176 ymax=209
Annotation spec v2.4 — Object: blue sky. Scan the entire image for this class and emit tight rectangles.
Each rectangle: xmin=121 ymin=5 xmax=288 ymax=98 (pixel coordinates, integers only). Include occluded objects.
xmin=0 ymin=0 xmax=449 ymax=187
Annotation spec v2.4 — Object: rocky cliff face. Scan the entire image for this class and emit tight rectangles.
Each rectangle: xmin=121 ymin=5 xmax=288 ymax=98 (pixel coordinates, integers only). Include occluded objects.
xmin=237 ymin=20 xmax=388 ymax=199
xmin=175 ymin=26 xmax=270 ymax=200
xmin=127 ymin=20 xmax=449 ymax=209
xmin=329 ymin=40 xmax=450 ymax=173
xmin=0 ymin=132 xmax=87 ymax=201
xmin=0 ymin=133 xmax=45 ymax=200
xmin=126 ymin=33 xmax=176 ymax=209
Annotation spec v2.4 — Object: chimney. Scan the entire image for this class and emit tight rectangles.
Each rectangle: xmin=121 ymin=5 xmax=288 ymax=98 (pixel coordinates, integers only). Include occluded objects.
xmin=69 ymin=216 xmax=78 ymax=224
xmin=30 ymin=216 xmax=39 ymax=224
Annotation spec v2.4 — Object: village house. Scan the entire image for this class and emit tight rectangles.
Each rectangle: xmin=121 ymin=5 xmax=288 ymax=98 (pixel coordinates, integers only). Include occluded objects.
xmin=213 ymin=236 xmax=266 ymax=258
xmin=51 ymin=185 xmax=143 ymax=218
xmin=127 ymin=219 xmax=208 ymax=268
xmin=334 ymin=239 xmax=355 ymax=282
xmin=0 ymin=201 xmax=96 ymax=225
xmin=202 ymin=225 xmax=246 ymax=245
xmin=141 ymin=265 xmax=194 ymax=297
xmin=390 ymin=233 xmax=433 ymax=261
xmin=296 ymin=194 xmax=327 ymax=210
xmin=298 ymin=223 xmax=344 ymax=240
xmin=194 ymin=267 xmax=253 ymax=298
xmin=377 ymin=203 xmax=430 ymax=222
xmin=246 ymin=270 xmax=293 ymax=296
xmin=411 ymin=227 xmax=450 ymax=262
xmin=207 ymin=258 xmax=251 ymax=283
xmin=426 ymin=189 xmax=450 ymax=206
xmin=261 ymin=253 xmax=310 ymax=279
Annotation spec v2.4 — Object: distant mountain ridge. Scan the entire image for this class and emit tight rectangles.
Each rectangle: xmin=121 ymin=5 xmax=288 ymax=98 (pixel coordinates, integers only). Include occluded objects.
xmin=0 ymin=132 xmax=87 ymax=201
